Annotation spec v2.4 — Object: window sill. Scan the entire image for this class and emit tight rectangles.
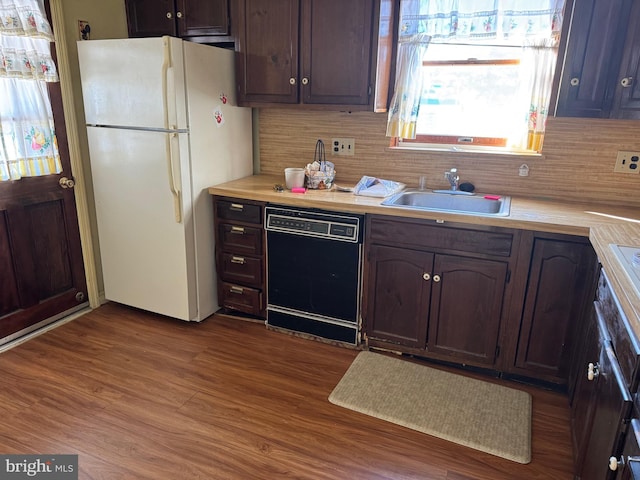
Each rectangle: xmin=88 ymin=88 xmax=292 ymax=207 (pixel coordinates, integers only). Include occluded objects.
xmin=389 ymin=143 xmax=544 ymax=158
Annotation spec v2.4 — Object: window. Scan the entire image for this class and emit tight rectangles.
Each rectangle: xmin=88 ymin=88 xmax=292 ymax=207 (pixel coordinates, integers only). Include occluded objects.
xmin=0 ymin=0 xmax=61 ymax=181
xmin=387 ymin=1 xmax=565 ymax=153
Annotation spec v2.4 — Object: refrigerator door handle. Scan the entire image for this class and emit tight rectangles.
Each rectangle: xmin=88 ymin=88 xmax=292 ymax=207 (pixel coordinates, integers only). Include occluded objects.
xmin=161 ymin=36 xmax=173 ymax=131
xmin=166 ymin=132 xmax=182 ymax=223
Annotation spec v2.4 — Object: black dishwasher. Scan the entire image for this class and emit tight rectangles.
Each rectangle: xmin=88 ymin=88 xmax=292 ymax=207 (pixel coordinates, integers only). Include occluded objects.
xmin=265 ymin=205 xmax=364 ymax=344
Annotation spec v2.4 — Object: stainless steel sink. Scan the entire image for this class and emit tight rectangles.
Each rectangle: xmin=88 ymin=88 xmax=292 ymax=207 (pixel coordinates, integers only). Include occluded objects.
xmin=381 ymin=190 xmax=511 ymax=217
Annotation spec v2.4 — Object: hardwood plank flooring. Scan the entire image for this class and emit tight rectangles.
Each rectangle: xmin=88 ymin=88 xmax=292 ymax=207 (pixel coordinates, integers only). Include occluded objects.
xmin=0 ymin=303 xmax=575 ymax=479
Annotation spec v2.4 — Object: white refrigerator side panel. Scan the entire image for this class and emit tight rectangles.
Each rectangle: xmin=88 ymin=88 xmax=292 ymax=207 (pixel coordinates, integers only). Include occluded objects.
xmin=183 ymin=42 xmax=254 ymax=320
xmin=78 ymin=37 xmax=187 ymax=130
xmin=86 ymin=127 xmax=196 ymax=320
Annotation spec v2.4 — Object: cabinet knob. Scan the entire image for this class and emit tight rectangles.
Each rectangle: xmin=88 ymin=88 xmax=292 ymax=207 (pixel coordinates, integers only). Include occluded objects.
xmin=422 ymin=273 xmax=431 ymax=281
xmin=609 ymin=456 xmax=623 ymax=471
xmin=166 ymin=12 xmax=172 ymax=19
xmin=289 ymin=77 xmax=297 ymax=85
xmin=621 ymin=77 xmax=634 ymax=88
xmin=176 ymin=11 xmax=183 ymax=19
xmin=433 ymin=274 xmax=441 ymax=283
xmin=570 ymin=77 xmax=580 ymax=87
xmin=587 ymin=362 xmax=600 ymax=381
xmin=301 ymin=77 xmax=309 ymax=85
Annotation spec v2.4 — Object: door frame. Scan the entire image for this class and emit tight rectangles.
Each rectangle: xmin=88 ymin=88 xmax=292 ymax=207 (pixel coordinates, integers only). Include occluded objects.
xmin=49 ymin=0 xmax=100 ymax=309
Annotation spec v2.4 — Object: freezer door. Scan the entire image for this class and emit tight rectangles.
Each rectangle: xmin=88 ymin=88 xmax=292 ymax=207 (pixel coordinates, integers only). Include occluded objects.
xmin=78 ymin=36 xmax=187 ymax=130
xmin=87 ymin=126 xmax=196 ymax=320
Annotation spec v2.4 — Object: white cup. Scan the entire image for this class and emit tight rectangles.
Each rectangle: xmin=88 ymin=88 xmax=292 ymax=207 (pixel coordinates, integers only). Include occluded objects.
xmin=284 ymin=168 xmax=305 ymax=189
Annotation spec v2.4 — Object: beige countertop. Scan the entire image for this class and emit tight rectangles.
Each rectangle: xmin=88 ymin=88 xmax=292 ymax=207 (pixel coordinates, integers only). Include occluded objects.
xmin=209 ymin=174 xmax=640 ymax=335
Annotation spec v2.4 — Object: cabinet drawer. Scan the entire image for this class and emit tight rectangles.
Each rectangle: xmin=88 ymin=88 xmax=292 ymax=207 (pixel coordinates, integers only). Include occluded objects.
xmin=219 ymin=281 xmax=262 ymax=316
xmin=219 ymin=252 xmax=263 ymax=286
xmin=368 ymin=217 xmax=513 ymax=257
xmin=596 ymin=269 xmax=640 ymax=390
xmin=218 ymin=223 xmax=263 ymax=255
xmin=215 ymin=199 xmax=262 ymax=224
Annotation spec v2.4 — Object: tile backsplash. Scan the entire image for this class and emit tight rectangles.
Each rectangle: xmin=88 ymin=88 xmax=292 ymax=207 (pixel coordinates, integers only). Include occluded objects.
xmin=258 ymin=109 xmax=640 ymax=207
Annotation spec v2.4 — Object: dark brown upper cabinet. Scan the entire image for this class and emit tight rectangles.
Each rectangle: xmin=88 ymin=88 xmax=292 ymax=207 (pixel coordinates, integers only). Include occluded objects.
xmin=555 ymin=0 xmax=640 ymax=119
xmin=233 ymin=0 xmax=378 ymax=109
xmin=125 ymin=0 xmax=231 ymax=42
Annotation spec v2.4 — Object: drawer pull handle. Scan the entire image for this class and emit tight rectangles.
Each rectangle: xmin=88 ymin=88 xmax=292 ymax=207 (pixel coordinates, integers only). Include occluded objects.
xmin=230 ymin=203 xmax=244 ymax=211
xmin=231 ymin=226 xmax=245 ymax=234
xmin=587 ymin=362 xmax=600 ymax=381
xmin=231 ymin=256 xmax=246 ymax=264
xmin=230 ymin=286 xmax=244 ymax=294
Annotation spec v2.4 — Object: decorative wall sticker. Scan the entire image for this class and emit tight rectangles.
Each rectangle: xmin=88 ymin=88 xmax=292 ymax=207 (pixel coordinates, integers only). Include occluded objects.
xmin=213 ymin=106 xmax=225 ymax=127
xmin=219 ymin=93 xmax=228 ymax=105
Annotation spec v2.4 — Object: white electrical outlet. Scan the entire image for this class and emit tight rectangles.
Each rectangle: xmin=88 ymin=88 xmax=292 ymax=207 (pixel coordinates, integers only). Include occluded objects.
xmin=331 ymin=138 xmax=355 ymax=156
xmin=614 ymin=151 xmax=640 ymax=174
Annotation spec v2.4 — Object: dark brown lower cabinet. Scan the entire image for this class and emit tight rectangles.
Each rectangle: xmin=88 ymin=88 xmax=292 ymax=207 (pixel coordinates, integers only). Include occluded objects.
xmin=511 ymin=233 xmax=598 ymax=386
xmin=614 ymin=418 xmax=640 ymax=479
xmin=364 ymin=216 xmax=512 ymax=369
xmin=570 ymin=269 xmax=639 ymax=479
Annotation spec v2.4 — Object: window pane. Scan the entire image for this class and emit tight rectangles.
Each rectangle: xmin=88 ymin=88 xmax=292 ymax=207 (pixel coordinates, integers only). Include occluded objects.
xmin=417 ymin=62 xmax=521 ymax=138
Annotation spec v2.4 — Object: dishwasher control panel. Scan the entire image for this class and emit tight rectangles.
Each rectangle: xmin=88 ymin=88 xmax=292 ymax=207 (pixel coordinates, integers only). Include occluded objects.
xmin=265 ymin=206 xmax=362 ymax=242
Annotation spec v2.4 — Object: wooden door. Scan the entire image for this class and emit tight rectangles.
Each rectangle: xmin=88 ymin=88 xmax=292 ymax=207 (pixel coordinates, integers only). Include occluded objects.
xmin=0 ymin=38 xmax=87 ymax=344
xmin=515 ymin=237 xmax=598 ymax=383
xmin=177 ymin=0 xmax=230 ymax=37
xmin=570 ymin=305 xmax=601 ymax=470
xmin=125 ymin=0 xmax=177 ymax=38
xmin=578 ymin=340 xmax=632 ymax=479
xmin=555 ymin=0 xmax=632 ymax=118
xmin=427 ymin=254 xmax=507 ymax=366
xmin=365 ymin=245 xmax=432 ymax=349
xmin=300 ymin=0 xmax=374 ymax=105
xmin=235 ymin=0 xmax=299 ymax=104
xmin=612 ymin=0 xmax=640 ymax=119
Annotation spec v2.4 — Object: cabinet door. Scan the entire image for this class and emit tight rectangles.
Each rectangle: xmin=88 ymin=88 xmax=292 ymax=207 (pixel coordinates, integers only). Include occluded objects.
xmin=555 ymin=0 xmax=632 ymax=118
xmin=427 ymin=254 xmax=507 ymax=366
xmin=176 ymin=0 xmax=230 ymax=37
xmin=235 ymin=0 xmax=299 ymax=104
xmin=366 ymin=245 xmax=432 ymax=349
xmin=125 ymin=0 xmax=177 ymax=38
xmin=515 ymin=238 xmax=597 ymax=383
xmin=578 ymin=341 xmax=632 ymax=480
xmin=300 ymin=0 xmax=374 ymax=105
xmin=570 ymin=305 xmax=602 ymax=472
xmin=611 ymin=0 xmax=640 ymax=119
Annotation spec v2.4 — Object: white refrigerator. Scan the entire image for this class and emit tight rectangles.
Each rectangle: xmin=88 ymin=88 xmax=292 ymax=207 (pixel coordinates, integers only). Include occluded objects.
xmin=77 ymin=36 xmax=253 ymax=321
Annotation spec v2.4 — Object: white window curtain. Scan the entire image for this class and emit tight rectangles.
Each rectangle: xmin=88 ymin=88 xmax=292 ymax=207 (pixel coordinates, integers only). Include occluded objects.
xmin=0 ymin=0 xmax=61 ymax=181
xmin=387 ymin=0 xmax=565 ymax=145
xmin=386 ymin=33 xmax=431 ymax=139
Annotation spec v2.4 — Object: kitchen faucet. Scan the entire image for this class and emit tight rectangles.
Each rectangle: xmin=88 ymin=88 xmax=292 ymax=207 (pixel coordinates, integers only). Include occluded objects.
xmin=444 ymin=168 xmax=459 ymax=191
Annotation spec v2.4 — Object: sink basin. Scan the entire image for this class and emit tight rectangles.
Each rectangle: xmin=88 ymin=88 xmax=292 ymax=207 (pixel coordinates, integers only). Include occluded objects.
xmin=381 ymin=190 xmax=511 ymax=217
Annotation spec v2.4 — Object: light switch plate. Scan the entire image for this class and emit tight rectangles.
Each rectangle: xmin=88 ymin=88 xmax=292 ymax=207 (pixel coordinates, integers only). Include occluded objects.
xmin=614 ymin=151 xmax=640 ymax=174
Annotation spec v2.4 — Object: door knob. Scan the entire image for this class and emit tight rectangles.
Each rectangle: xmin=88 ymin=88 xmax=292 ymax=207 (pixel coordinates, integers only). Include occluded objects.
xmin=422 ymin=273 xmax=431 ymax=281
xmin=59 ymin=176 xmax=75 ymax=189
xmin=433 ymin=274 xmax=441 ymax=282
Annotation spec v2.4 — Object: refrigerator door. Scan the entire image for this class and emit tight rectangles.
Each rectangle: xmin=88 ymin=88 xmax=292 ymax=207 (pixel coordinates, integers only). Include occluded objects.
xmin=182 ymin=42 xmax=254 ymax=319
xmin=78 ymin=36 xmax=187 ymax=130
xmin=87 ymin=126 xmax=196 ymax=320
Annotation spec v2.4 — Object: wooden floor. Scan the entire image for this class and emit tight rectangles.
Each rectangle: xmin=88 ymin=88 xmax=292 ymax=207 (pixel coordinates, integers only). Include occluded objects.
xmin=0 ymin=303 xmax=575 ymax=479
